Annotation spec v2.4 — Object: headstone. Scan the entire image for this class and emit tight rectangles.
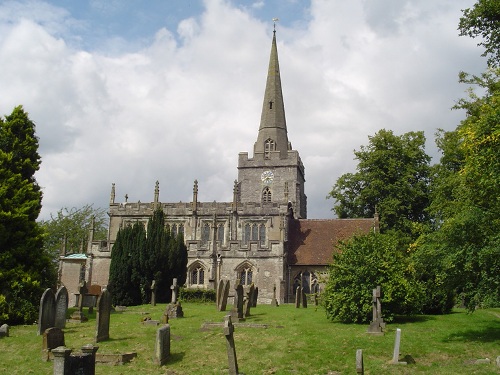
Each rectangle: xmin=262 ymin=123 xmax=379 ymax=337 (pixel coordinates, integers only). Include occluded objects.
xmin=38 ymin=288 xmax=56 ymax=335
xmin=219 ymin=280 xmax=231 ymax=311
xmin=301 ymin=289 xmax=307 ymax=308
xmin=217 ymin=279 xmax=224 ymax=309
xmin=70 ymin=281 xmax=88 ymax=322
xmin=367 ymin=286 xmax=385 ymax=334
xmin=95 ymin=288 xmax=111 ymax=343
xmin=243 ymin=284 xmax=254 ymax=318
xmin=42 ymin=327 xmax=65 ymax=361
xmin=52 ymin=344 xmax=98 ymax=375
xmin=356 ymin=349 xmax=364 ymax=374
xmin=154 ymin=324 xmax=170 ymax=366
xmin=295 ymin=286 xmax=302 ymax=308
xmin=55 ymin=286 xmax=69 ymax=329
xmin=391 ymin=328 xmax=407 ymax=365
xmin=0 ymin=324 xmax=9 ymax=337
xmin=270 ymin=284 xmax=278 ymax=307
xmin=251 ymin=287 xmax=258 ymax=307
xmin=224 ymin=315 xmax=239 ymax=375
xmin=166 ymin=278 xmax=184 ymax=318
xmin=150 ymin=280 xmax=157 ymax=306
xmin=230 ymin=283 xmax=244 ymax=322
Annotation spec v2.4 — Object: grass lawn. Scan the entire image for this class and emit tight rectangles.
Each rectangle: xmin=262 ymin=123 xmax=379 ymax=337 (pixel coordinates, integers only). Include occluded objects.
xmin=0 ymin=302 xmax=498 ymax=374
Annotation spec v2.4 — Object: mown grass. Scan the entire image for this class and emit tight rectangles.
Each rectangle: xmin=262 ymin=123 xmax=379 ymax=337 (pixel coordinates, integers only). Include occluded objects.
xmin=0 ymin=303 xmax=499 ymax=374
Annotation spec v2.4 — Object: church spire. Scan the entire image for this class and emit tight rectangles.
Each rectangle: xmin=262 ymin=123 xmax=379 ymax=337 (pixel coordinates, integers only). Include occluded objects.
xmin=254 ymin=29 xmax=290 ymax=158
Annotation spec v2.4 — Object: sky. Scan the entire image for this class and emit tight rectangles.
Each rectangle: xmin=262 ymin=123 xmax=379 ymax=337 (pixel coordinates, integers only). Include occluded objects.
xmin=0 ymin=0 xmax=487 ymax=221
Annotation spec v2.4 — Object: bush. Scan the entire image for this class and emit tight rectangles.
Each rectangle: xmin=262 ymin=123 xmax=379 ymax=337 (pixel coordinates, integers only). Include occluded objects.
xmin=179 ymin=288 xmax=216 ymax=303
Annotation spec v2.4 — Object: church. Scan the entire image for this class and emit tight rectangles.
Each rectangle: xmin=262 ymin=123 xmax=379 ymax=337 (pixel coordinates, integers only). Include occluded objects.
xmin=60 ymin=30 xmax=378 ymax=306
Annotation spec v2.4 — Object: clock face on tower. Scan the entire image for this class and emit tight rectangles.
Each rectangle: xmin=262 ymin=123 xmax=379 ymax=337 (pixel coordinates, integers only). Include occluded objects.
xmin=261 ymin=170 xmax=274 ymax=184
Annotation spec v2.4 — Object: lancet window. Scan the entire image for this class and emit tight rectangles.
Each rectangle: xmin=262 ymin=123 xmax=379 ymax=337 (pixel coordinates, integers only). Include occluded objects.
xmin=264 ymin=138 xmax=276 ymax=159
xmin=242 ymin=222 xmax=267 ymax=246
xmin=190 ymin=265 xmax=205 ymax=285
xmin=262 ymin=187 xmax=272 ymax=203
xmin=201 ymin=223 xmax=210 ymax=246
xmin=239 ymin=266 xmax=253 ymax=286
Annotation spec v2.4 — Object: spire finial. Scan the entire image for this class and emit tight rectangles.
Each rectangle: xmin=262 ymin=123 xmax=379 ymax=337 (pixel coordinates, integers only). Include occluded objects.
xmin=273 ymin=17 xmax=279 ymax=32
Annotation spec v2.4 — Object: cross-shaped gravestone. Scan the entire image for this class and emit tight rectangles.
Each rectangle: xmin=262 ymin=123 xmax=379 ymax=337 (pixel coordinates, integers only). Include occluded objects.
xmin=224 ymin=315 xmax=239 ymax=375
xmin=170 ymin=278 xmax=178 ymax=304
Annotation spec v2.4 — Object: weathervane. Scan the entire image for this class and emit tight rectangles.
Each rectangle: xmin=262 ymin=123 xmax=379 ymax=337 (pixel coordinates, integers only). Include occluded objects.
xmin=273 ymin=17 xmax=279 ymax=31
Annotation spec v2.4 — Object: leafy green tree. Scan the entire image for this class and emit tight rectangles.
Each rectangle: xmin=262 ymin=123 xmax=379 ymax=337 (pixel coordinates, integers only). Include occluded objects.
xmin=0 ymin=106 xmax=56 ymax=324
xmin=323 ymin=232 xmax=424 ymax=323
xmin=328 ymin=129 xmax=431 ymax=238
xmin=459 ymin=0 xmax=500 ymax=67
xmin=39 ymin=204 xmax=108 ymax=261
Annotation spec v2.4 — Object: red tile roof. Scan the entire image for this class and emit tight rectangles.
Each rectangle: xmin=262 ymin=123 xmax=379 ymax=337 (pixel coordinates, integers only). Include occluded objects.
xmin=288 ymin=218 xmax=376 ymax=266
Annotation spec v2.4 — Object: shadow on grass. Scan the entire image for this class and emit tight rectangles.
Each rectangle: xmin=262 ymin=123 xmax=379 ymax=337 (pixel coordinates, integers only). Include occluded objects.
xmin=168 ymin=351 xmax=185 ymax=364
xmin=443 ymin=321 xmax=500 ymax=343
xmin=392 ymin=315 xmax=436 ymax=324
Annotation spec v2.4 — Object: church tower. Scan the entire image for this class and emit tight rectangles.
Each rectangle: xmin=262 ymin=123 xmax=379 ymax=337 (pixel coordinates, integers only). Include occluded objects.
xmin=238 ymin=30 xmax=307 ymax=218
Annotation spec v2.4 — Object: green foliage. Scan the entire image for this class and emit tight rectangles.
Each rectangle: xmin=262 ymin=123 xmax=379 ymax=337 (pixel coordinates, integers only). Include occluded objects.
xmin=179 ymin=288 xmax=216 ymax=302
xmin=328 ymin=129 xmax=431 ymax=238
xmin=323 ymin=232 xmax=424 ymax=323
xmin=459 ymin=0 xmax=500 ymax=67
xmin=108 ymin=209 xmax=188 ymax=306
xmin=0 ymin=106 xmax=56 ymax=325
xmin=39 ymin=204 xmax=108 ymax=261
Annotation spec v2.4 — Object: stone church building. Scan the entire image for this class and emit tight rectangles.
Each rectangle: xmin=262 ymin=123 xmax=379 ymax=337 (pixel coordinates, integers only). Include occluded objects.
xmin=60 ymin=31 xmax=378 ymax=306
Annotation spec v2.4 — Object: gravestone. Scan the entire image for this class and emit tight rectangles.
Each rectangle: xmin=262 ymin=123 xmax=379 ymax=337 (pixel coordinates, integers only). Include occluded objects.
xmin=251 ymin=287 xmax=258 ymax=308
xmin=55 ymin=286 xmax=69 ymax=329
xmin=230 ymin=283 xmax=244 ymax=322
xmin=0 ymin=324 xmax=9 ymax=337
xmin=243 ymin=284 xmax=254 ymax=318
xmin=52 ymin=344 xmax=98 ymax=375
xmin=166 ymin=278 xmax=184 ymax=318
xmin=150 ymin=280 xmax=157 ymax=306
xmin=295 ymin=286 xmax=302 ymax=308
xmin=95 ymin=288 xmax=111 ymax=343
xmin=217 ymin=279 xmax=224 ymax=309
xmin=224 ymin=315 xmax=239 ymax=375
xmin=219 ymin=280 xmax=231 ymax=311
xmin=154 ymin=324 xmax=171 ymax=366
xmin=391 ymin=328 xmax=407 ymax=365
xmin=301 ymin=289 xmax=307 ymax=308
xmin=38 ymin=288 xmax=56 ymax=335
xmin=270 ymin=284 xmax=278 ymax=307
xmin=367 ymin=286 xmax=385 ymax=334
xmin=356 ymin=349 xmax=364 ymax=374
xmin=86 ymin=284 xmax=102 ymax=314
xmin=70 ymin=281 xmax=88 ymax=322
xmin=42 ymin=327 xmax=65 ymax=361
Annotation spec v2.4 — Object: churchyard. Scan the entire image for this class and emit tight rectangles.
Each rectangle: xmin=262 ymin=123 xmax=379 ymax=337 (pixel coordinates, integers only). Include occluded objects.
xmin=0 ymin=301 xmax=498 ymax=374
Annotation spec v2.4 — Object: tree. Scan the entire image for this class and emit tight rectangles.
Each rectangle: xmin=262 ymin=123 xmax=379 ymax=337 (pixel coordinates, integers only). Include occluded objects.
xmin=39 ymin=204 xmax=108 ymax=261
xmin=328 ymin=129 xmax=431 ymax=238
xmin=459 ymin=0 xmax=500 ymax=67
xmin=0 ymin=106 xmax=56 ymax=324
xmin=323 ymin=232 xmax=424 ymax=323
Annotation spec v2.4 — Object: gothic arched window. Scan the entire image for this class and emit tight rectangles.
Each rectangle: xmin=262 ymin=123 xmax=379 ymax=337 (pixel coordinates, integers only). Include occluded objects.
xmin=259 ymin=224 xmax=266 ymax=246
xmin=191 ymin=266 xmax=205 ymax=285
xmin=217 ymin=224 xmax=224 ymax=244
xmin=239 ymin=267 xmax=253 ymax=286
xmin=201 ymin=223 xmax=210 ymax=246
xmin=243 ymin=223 xmax=250 ymax=245
xmin=264 ymin=139 xmax=276 ymax=159
xmin=262 ymin=187 xmax=272 ymax=203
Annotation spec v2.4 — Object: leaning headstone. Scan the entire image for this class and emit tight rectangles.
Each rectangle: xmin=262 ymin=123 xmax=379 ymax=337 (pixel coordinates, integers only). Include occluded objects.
xmin=217 ymin=279 xmax=224 ymax=309
xmin=224 ymin=315 xmax=239 ymax=375
xmin=55 ymin=286 xmax=69 ymax=329
xmin=251 ymin=287 xmax=258 ymax=307
xmin=270 ymin=284 xmax=278 ymax=307
xmin=70 ymin=281 xmax=88 ymax=322
xmin=38 ymin=288 xmax=56 ymax=335
xmin=295 ymin=286 xmax=302 ymax=308
xmin=154 ymin=324 xmax=170 ymax=366
xmin=367 ymin=286 xmax=385 ymax=334
xmin=0 ymin=324 xmax=9 ymax=337
xmin=42 ymin=327 xmax=65 ymax=361
xmin=243 ymin=284 xmax=254 ymax=318
xmin=356 ymin=349 xmax=364 ymax=374
xmin=95 ymin=288 xmax=111 ymax=343
xmin=150 ymin=280 xmax=157 ymax=306
xmin=219 ymin=280 xmax=231 ymax=311
xmin=230 ymin=283 xmax=244 ymax=322
xmin=166 ymin=278 xmax=184 ymax=318
xmin=391 ymin=328 xmax=407 ymax=365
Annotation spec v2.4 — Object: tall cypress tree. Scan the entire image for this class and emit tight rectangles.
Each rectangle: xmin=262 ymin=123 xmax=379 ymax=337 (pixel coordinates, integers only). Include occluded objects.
xmin=0 ymin=106 xmax=56 ymax=324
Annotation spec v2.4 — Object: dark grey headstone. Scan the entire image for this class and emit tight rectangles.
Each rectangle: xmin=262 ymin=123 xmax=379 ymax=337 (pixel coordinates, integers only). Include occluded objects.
xmin=252 ymin=287 xmax=258 ymax=307
xmin=220 ymin=280 xmax=231 ymax=311
xmin=38 ymin=288 xmax=56 ymax=335
xmin=42 ymin=327 xmax=65 ymax=361
xmin=55 ymin=286 xmax=68 ymax=329
xmin=95 ymin=288 xmax=111 ymax=343
xmin=224 ymin=315 xmax=239 ymax=375
xmin=154 ymin=324 xmax=170 ymax=366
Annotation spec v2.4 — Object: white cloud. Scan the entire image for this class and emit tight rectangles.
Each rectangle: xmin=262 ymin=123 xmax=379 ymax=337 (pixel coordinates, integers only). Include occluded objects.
xmin=0 ymin=0 xmax=486 ymax=221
